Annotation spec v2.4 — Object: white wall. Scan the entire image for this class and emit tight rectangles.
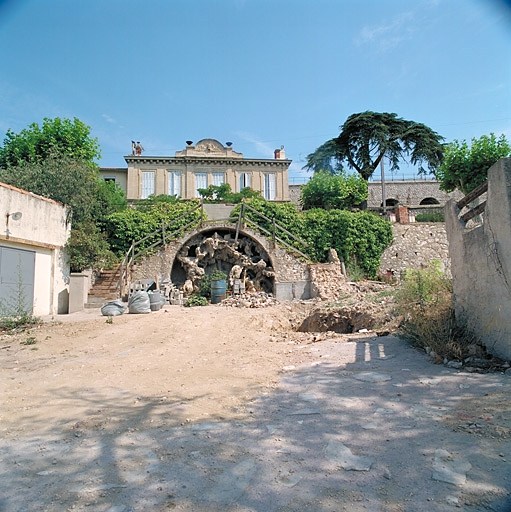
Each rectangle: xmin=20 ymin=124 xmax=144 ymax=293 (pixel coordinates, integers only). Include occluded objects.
xmin=0 ymin=182 xmax=71 ymax=315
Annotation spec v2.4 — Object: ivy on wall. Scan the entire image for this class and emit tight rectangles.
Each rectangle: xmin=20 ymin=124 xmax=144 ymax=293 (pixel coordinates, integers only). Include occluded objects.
xmin=103 ymin=199 xmax=204 ymax=255
xmin=232 ymin=198 xmax=393 ymax=278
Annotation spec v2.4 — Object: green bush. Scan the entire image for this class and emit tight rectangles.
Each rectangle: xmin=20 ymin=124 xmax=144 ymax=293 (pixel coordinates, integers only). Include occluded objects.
xmin=104 ymin=200 xmax=204 ymax=255
xmin=415 ymin=212 xmax=444 ymax=222
xmin=198 ymin=183 xmax=261 ymax=203
xmin=232 ymin=198 xmax=392 ymax=278
xmin=198 ymin=270 xmax=228 ymax=298
xmin=66 ymin=221 xmax=116 ymax=272
xmin=300 ymin=170 xmax=368 ymax=210
xmin=184 ymin=294 xmax=209 ymax=307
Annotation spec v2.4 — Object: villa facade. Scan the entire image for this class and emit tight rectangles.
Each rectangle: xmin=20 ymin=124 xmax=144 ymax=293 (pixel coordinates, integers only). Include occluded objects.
xmin=100 ymin=138 xmax=291 ymax=202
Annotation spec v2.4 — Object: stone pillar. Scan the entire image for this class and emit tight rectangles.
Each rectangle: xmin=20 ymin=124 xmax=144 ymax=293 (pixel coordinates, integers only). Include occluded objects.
xmin=396 ymin=206 xmax=409 ymax=224
xmin=68 ymin=273 xmax=88 ymax=313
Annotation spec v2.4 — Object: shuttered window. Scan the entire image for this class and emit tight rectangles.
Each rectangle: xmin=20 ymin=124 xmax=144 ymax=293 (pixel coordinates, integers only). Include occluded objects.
xmin=141 ymin=171 xmax=155 ymax=199
xmin=168 ymin=171 xmax=181 ymax=197
xmin=263 ymin=173 xmax=276 ymax=200
xmin=212 ymin=173 xmax=225 ymax=187
xmin=195 ymin=173 xmax=208 ymax=197
xmin=239 ymin=173 xmax=251 ymax=191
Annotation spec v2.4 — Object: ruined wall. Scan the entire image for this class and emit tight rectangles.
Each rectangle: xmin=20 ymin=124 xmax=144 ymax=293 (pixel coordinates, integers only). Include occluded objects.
xmin=308 ymin=250 xmax=346 ymax=300
xmin=379 ymin=223 xmax=451 ymax=279
xmin=446 ymin=158 xmax=511 ymax=360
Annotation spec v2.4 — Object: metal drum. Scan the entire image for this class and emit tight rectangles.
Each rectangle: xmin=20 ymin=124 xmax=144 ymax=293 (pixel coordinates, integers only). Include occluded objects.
xmin=210 ymin=280 xmax=226 ymax=304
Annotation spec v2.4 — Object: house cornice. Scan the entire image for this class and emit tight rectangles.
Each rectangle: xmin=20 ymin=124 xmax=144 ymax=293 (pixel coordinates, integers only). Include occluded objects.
xmin=124 ymin=155 xmax=292 ymax=167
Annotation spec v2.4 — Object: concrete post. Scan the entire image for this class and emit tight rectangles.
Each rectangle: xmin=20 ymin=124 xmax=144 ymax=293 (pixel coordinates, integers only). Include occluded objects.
xmin=68 ymin=273 xmax=88 ymax=313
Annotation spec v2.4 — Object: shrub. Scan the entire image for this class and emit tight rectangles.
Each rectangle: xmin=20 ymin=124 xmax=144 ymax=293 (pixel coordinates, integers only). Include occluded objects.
xmin=415 ymin=212 xmax=444 ymax=222
xmin=184 ymin=294 xmax=208 ymax=307
xmin=396 ymin=262 xmax=477 ymax=360
xmin=300 ymin=170 xmax=368 ymax=210
xmin=198 ymin=184 xmax=261 ymax=203
xmin=66 ymin=221 xmax=116 ymax=272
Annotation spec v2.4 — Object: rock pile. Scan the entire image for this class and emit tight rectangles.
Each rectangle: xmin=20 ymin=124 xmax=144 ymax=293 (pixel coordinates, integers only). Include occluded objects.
xmin=220 ymin=292 xmax=278 ymax=308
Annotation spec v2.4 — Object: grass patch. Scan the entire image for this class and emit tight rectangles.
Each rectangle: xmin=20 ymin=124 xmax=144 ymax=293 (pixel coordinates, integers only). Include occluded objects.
xmin=20 ymin=336 xmax=37 ymax=345
xmin=367 ymin=289 xmax=395 ymax=303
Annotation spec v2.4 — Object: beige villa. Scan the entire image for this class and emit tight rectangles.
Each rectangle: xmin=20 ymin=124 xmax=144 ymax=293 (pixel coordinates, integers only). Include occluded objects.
xmin=100 ymin=138 xmax=291 ymax=202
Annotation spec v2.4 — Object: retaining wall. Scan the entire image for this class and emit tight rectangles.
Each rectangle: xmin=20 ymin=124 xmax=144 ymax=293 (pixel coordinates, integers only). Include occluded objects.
xmin=445 ymin=158 xmax=511 ymax=360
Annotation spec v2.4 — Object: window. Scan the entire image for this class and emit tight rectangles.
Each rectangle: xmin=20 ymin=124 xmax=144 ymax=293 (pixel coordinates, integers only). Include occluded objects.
xmin=239 ymin=172 xmax=251 ymax=191
xmin=103 ymin=177 xmax=116 ymax=183
xmin=212 ymin=173 xmax=225 ymax=187
xmin=195 ymin=173 xmax=207 ymax=197
xmin=263 ymin=173 xmax=276 ymax=200
xmin=168 ymin=171 xmax=181 ymax=197
xmin=141 ymin=171 xmax=155 ymax=199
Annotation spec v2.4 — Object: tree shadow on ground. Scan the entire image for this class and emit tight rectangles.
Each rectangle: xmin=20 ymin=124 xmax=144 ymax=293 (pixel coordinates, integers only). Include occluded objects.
xmin=1 ymin=335 xmax=510 ymax=512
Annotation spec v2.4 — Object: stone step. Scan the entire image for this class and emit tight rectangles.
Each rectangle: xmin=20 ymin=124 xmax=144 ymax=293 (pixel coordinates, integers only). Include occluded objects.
xmin=89 ymin=285 xmax=119 ymax=292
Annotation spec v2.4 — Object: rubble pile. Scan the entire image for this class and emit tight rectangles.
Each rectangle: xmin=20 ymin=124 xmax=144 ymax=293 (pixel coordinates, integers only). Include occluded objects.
xmin=220 ymin=291 xmax=278 ymax=308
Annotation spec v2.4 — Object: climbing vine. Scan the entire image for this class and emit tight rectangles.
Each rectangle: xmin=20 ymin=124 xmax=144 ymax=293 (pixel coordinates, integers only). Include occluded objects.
xmin=232 ymin=198 xmax=393 ymax=278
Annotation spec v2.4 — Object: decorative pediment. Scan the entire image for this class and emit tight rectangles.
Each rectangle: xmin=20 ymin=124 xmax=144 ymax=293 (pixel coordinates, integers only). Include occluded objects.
xmin=195 ymin=139 xmax=225 ymax=153
xmin=175 ymin=138 xmax=243 ymax=158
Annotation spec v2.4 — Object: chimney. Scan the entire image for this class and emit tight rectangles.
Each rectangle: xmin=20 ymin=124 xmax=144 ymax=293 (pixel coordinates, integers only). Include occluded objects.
xmin=274 ymin=145 xmax=286 ymax=159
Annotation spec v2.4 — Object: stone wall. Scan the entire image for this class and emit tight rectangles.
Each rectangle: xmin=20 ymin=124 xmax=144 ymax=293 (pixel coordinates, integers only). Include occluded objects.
xmin=446 ymin=158 xmax=511 ymax=360
xmin=289 ymin=181 xmax=462 ymax=209
xmin=379 ymin=223 xmax=451 ymax=279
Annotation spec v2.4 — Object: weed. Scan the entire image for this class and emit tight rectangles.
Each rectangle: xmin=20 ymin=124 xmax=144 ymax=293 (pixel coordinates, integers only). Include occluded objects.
xmin=396 ymin=262 xmax=477 ymax=361
xmin=346 ymin=258 xmax=365 ymax=282
xmin=0 ymin=258 xmax=40 ymax=333
xmin=105 ymin=316 xmax=113 ymax=324
xmin=21 ymin=337 xmax=37 ymax=346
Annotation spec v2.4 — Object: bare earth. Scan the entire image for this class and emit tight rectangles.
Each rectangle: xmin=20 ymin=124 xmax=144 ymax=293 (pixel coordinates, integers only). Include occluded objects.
xmin=1 ymin=304 xmax=510 ymax=512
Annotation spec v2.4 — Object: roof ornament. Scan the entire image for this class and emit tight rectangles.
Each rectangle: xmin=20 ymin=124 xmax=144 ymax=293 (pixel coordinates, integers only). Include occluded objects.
xmin=131 ymin=141 xmax=144 ymax=156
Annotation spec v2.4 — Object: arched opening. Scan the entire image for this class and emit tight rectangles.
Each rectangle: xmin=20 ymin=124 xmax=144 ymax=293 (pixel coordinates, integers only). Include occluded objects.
xmin=171 ymin=227 xmax=275 ymax=294
xmin=380 ymin=198 xmax=399 ymax=209
xmin=420 ymin=197 xmax=440 ymax=205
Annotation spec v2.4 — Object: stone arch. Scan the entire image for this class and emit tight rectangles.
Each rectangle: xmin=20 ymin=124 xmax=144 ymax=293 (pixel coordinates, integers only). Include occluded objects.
xmin=380 ymin=198 xmax=399 ymax=208
xmin=419 ymin=197 xmax=440 ymax=205
xmin=170 ymin=224 xmax=276 ymax=294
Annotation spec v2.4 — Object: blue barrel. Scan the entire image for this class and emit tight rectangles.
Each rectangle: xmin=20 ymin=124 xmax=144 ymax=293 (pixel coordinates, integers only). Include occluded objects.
xmin=211 ymin=280 xmax=226 ymax=304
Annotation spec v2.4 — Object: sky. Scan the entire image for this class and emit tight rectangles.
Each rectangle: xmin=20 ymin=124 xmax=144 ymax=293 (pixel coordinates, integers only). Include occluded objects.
xmin=0 ymin=0 xmax=510 ymax=182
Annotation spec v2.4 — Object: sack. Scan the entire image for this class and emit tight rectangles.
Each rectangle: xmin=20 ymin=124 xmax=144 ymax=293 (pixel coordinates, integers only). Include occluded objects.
xmin=101 ymin=300 xmax=127 ymax=317
xmin=128 ymin=291 xmax=151 ymax=314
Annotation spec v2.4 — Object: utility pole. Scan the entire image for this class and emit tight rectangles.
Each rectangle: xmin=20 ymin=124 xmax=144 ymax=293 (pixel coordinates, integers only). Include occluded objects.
xmin=381 ymin=157 xmax=386 ymax=216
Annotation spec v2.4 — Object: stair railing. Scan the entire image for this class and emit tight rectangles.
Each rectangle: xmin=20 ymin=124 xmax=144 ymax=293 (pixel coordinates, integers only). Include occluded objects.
xmin=456 ymin=180 xmax=488 ymax=224
xmin=234 ymin=202 xmax=310 ymax=260
xmin=118 ymin=201 xmax=203 ymax=297
xmin=118 ymin=199 xmax=311 ymax=298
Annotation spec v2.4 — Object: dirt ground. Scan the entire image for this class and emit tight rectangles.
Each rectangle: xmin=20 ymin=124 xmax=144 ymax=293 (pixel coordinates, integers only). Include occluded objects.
xmin=1 ymin=303 xmax=511 ymax=511
xmin=1 ymin=304 xmax=318 ymax=436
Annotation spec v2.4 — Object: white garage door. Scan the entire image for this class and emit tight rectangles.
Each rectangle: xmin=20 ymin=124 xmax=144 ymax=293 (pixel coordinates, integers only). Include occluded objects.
xmin=0 ymin=246 xmax=35 ymax=316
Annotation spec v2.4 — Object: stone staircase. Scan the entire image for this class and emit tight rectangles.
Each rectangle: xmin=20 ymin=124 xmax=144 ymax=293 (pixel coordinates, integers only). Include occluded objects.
xmin=85 ymin=268 xmax=121 ymax=308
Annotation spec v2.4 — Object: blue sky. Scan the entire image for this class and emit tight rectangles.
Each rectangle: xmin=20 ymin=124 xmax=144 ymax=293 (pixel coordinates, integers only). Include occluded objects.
xmin=1 ymin=0 xmax=510 ymax=182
